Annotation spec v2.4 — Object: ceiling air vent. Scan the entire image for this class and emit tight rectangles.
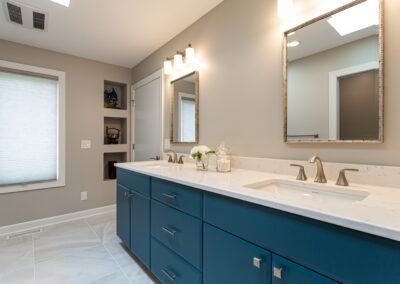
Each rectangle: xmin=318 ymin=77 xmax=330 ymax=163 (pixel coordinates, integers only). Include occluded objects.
xmin=2 ymin=0 xmax=48 ymax=31
xmin=6 ymin=2 xmax=22 ymax=24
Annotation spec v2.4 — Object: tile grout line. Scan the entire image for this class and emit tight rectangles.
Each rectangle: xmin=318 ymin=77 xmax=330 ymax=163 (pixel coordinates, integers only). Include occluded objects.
xmin=84 ymin=218 xmax=133 ymax=284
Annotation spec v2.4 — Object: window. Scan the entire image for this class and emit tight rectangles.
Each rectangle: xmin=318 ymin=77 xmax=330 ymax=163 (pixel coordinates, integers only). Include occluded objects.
xmin=0 ymin=60 xmax=65 ymax=193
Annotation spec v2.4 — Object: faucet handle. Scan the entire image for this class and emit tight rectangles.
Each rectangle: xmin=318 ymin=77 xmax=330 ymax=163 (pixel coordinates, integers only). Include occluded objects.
xmin=178 ymin=155 xmax=185 ymax=164
xmin=290 ymin=164 xmax=307 ymax=181
xmin=167 ymin=154 xmax=173 ymax=163
xmin=336 ymin=168 xmax=359 ymax=186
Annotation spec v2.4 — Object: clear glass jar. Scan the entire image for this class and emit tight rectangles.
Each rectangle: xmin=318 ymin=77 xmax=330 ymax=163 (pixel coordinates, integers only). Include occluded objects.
xmin=196 ymin=155 xmax=209 ymax=171
xmin=216 ymin=142 xmax=231 ymax=172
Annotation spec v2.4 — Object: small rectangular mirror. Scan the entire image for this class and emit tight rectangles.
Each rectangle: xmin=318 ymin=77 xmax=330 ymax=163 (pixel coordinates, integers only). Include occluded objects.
xmin=170 ymin=71 xmax=199 ymax=144
xmin=284 ymin=0 xmax=383 ymax=143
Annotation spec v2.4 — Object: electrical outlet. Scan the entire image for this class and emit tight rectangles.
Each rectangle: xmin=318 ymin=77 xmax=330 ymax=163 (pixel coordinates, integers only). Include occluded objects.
xmin=81 ymin=191 xmax=87 ymax=201
xmin=81 ymin=140 xmax=91 ymax=149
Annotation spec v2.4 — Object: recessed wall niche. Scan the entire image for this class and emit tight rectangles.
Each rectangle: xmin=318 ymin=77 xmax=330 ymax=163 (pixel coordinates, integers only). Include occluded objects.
xmin=104 ymin=117 xmax=127 ymax=145
xmin=104 ymin=80 xmax=127 ymax=110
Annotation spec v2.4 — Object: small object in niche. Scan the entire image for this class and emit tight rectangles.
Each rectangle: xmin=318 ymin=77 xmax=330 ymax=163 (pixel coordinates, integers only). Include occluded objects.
xmin=190 ymin=145 xmax=215 ymax=171
xmin=216 ymin=141 xmax=231 ymax=172
xmin=104 ymin=88 xmax=119 ymax=108
xmin=108 ymin=161 xmax=117 ymax=179
xmin=106 ymin=127 xmax=120 ymax=144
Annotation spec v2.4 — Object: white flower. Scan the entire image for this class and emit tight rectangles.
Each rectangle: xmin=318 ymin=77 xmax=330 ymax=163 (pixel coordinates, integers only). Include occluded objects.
xmin=191 ymin=145 xmax=210 ymax=156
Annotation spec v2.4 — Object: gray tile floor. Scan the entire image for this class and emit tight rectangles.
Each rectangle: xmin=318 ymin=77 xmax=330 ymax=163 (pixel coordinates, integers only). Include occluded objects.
xmin=0 ymin=211 xmax=159 ymax=284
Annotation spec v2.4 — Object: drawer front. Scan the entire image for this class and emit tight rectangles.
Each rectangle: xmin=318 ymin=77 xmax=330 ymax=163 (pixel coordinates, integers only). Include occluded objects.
xmin=151 ymin=238 xmax=202 ymax=284
xmin=204 ymin=223 xmax=271 ymax=284
xmin=151 ymin=200 xmax=202 ymax=270
xmin=272 ymin=254 xmax=338 ymax=284
xmin=151 ymin=178 xmax=202 ymax=218
xmin=204 ymin=192 xmax=400 ymax=284
xmin=117 ymin=168 xmax=150 ymax=196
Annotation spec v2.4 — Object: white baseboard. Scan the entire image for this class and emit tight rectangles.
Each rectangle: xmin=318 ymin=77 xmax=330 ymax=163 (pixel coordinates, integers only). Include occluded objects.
xmin=0 ymin=204 xmax=116 ymax=236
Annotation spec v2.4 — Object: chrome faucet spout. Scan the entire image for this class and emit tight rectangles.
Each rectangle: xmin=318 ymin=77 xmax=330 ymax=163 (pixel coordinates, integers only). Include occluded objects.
xmin=309 ymin=156 xmax=327 ymax=183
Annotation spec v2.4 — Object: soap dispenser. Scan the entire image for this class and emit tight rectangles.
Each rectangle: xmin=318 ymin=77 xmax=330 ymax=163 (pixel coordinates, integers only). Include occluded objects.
xmin=216 ymin=141 xmax=231 ymax=172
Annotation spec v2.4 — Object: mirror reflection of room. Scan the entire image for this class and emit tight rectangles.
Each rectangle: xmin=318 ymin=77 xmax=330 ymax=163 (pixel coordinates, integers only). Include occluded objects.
xmin=171 ymin=72 xmax=198 ymax=143
xmin=286 ymin=0 xmax=381 ymax=142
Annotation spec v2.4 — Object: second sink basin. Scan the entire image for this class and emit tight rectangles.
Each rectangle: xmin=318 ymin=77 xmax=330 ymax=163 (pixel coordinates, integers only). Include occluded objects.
xmin=244 ymin=179 xmax=370 ymax=203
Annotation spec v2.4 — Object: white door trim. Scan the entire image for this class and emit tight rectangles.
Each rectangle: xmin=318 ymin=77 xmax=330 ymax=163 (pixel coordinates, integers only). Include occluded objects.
xmin=328 ymin=61 xmax=379 ymax=140
xmin=131 ymin=69 xmax=164 ymax=161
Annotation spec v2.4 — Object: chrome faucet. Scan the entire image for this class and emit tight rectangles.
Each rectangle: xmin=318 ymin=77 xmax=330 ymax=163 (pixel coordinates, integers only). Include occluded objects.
xmin=308 ymin=156 xmax=327 ymax=183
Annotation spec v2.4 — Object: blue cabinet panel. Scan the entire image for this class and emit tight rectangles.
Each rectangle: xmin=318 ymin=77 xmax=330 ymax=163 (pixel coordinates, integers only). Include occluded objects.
xmin=204 ymin=192 xmax=400 ymax=284
xmin=272 ymin=254 xmax=338 ymax=284
xmin=116 ymin=184 xmax=131 ymax=248
xmin=151 ymin=178 xmax=203 ymax=218
xmin=117 ymin=168 xmax=150 ymax=196
xmin=204 ymin=223 xmax=271 ymax=284
xmin=130 ymin=190 xmax=151 ymax=268
xmin=151 ymin=238 xmax=202 ymax=284
xmin=151 ymin=200 xmax=202 ymax=270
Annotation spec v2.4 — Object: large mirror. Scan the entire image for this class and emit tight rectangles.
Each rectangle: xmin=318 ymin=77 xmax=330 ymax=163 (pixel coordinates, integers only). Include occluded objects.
xmin=284 ymin=0 xmax=383 ymax=143
xmin=170 ymin=71 xmax=199 ymax=144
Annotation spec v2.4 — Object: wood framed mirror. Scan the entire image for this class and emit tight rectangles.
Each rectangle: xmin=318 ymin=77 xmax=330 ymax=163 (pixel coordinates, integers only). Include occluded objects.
xmin=283 ymin=0 xmax=383 ymax=143
xmin=170 ymin=71 xmax=199 ymax=145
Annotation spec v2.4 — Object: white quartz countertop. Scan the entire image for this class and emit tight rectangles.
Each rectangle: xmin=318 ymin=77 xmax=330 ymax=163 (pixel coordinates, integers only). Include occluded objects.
xmin=116 ymin=161 xmax=400 ymax=242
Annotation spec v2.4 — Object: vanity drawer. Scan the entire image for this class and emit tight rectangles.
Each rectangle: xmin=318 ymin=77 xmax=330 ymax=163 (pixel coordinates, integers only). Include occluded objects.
xmin=117 ymin=168 xmax=150 ymax=196
xmin=151 ymin=200 xmax=202 ymax=270
xmin=151 ymin=177 xmax=203 ymax=218
xmin=203 ymin=192 xmax=400 ymax=284
xmin=151 ymin=238 xmax=202 ymax=284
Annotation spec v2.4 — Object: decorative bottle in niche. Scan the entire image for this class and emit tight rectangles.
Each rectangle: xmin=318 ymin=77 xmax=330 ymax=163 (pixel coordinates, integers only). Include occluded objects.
xmin=216 ymin=142 xmax=231 ymax=172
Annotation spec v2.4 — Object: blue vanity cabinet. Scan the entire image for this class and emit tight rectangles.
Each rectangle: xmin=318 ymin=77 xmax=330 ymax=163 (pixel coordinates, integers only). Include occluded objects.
xmin=116 ymin=184 xmax=131 ymax=248
xmin=130 ymin=190 xmax=151 ymax=268
xmin=271 ymin=254 xmax=338 ymax=284
xmin=204 ymin=223 xmax=272 ymax=284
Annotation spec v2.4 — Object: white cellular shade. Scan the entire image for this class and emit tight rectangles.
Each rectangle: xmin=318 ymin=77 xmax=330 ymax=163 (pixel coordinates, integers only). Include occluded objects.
xmin=0 ymin=71 xmax=58 ymax=186
xmin=180 ymin=97 xmax=196 ymax=142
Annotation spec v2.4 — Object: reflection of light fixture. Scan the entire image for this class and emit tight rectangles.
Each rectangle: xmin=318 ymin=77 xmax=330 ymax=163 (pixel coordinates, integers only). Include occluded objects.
xmin=287 ymin=31 xmax=296 ymax=36
xmin=287 ymin=40 xmax=300 ymax=47
xmin=51 ymin=0 xmax=70 ymax=7
xmin=174 ymin=53 xmax=183 ymax=69
xmin=185 ymin=44 xmax=195 ymax=64
xmin=327 ymin=0 xmax=379 ymax=36
xmin=163 ymin=60 xmax=173 ymax=75
xmin=277 ymin=0 xmax=293 ymax=18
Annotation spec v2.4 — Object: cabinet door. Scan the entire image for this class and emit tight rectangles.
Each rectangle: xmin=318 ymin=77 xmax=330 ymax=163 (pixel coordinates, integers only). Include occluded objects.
xmin=116 ymin=184 xmax=130 ymax=248
xmin=204 ymin=223 xmax=271 ymax=284
xmin=130 ymin=190 xmax=150 ymax=268
xmin=272 ymin=254 xmax=339 ymax=284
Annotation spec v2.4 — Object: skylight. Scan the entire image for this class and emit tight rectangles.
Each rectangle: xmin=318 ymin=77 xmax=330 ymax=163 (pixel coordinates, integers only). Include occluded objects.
xmin=51 ymin=0 xmax=70 ymax=7
xmin=327 ymin=0 xmax=379 ymax=36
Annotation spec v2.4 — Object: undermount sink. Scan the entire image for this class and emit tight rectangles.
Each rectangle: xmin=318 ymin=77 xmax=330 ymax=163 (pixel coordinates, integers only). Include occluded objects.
xmin=244 ymin=179 xmax=370 ymax=202
xmin=139 ymin=161 xmax=179 ymax=169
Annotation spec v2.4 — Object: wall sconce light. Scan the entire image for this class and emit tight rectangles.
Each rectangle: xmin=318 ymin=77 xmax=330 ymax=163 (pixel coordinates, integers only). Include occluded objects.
xmin=163 ymin=59 xmax=173 ymax=75
xmin=163 ymin=44 xmax=196 ymax=75
xmin=277 ymin=0 xmax=293 ymax=18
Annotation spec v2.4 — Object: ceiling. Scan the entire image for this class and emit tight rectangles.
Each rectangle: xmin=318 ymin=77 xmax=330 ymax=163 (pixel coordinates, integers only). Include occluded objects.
xmin=287 ymin=17 xmax=378 ymax=62
xmin=0 ymin=0 xmax=224 ymax=68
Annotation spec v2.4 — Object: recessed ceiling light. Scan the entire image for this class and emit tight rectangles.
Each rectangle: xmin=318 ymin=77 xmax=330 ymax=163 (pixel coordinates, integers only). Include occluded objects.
xmin=287 ymin=31 xmax=296 ymax=36
xmin=51 ymin=0 xmax=70 ymax=7
xmin=287 ymin=40 xmax=300 ymax=47
xmin=327 ymin=0 xmax=379 ymax=36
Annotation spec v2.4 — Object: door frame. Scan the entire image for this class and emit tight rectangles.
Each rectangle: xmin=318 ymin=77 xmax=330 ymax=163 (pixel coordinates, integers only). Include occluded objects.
xmin=328 ymin=61 xmax=379 ymax=140
xmin=131 ymin=69 xmax=164 ymax=161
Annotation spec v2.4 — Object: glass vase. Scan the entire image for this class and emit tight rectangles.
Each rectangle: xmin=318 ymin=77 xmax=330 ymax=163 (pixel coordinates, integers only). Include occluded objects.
xmin=196 ymin=155 xmax=209 ymax=171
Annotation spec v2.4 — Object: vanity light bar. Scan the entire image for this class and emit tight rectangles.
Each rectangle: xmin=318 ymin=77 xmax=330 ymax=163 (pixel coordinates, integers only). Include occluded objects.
xmin=163 ymin=44 xmax=195 ymax=75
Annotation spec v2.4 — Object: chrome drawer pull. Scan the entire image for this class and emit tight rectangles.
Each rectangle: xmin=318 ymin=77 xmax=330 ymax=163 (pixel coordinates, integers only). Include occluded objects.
xmin=127 ymin=193 xmax=134 ymax=198
xmin=161 ymin=268 xmax=176 ymax=281
xmin=161 ymin=226 xmax=176 ymax=236
xmin=273 ymin=267 xmax=282 ymax=279
xmin=162 ymin=193 xmax=177 ymax=199
xmin=253 ymin=257 xmax=262 ymax=268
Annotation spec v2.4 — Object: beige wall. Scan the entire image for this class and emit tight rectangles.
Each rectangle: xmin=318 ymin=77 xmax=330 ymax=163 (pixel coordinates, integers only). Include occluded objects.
xmin=287 ymin=36 xmax=379 ymax=139
xmin=132 ymin=0 xmax=400 ymax=166
xmin=0 ymin=39 xmax=132 ymax=226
